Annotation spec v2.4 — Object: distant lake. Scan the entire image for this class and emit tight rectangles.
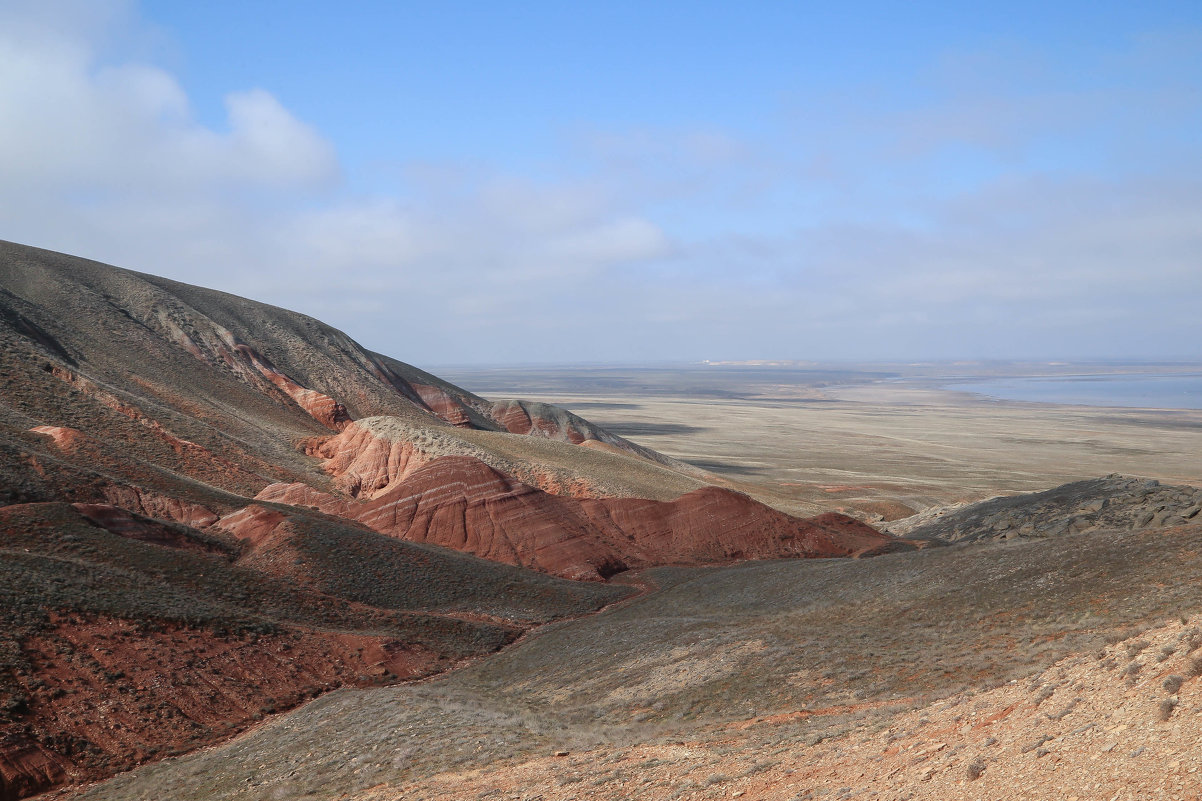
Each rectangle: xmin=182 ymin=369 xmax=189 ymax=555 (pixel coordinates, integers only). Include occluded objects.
xmin=949 ymin=373 xmax=1202 ymax=410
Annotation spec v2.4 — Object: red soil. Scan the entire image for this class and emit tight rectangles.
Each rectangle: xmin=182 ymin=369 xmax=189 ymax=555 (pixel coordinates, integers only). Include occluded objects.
xmin=0 ymin=615 xmax=443 ymax=800
xmin=27 ymin=426 xmax=84 ymax=451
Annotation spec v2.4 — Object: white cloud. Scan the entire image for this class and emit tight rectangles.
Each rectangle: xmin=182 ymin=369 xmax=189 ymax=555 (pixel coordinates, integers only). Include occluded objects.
xmin=0 ymin=16 xmax=335 ymax=194
xmin=0 ymin=2 xmax=674 ymax=339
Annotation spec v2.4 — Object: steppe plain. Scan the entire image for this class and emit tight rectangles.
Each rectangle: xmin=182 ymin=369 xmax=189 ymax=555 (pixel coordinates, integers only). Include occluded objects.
xmin=440 ymin=364 xmax=1202 ymax=520
xmin=74 ymin=364 xmax=1202 ymax=801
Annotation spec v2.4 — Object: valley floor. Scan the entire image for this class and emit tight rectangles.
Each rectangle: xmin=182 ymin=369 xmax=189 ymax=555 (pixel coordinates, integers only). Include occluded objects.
xmin=437 ymin=365 xmax=1202 ymax=519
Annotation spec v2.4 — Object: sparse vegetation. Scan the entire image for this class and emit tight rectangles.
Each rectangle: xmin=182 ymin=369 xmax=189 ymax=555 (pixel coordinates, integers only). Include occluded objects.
xmin=1033 ymin=684 xmax=1056 ymax=706
xmin=71 ymin=519 xmax=1202 ymax=801
xmin=0 ymin=498 xmax=629 ymax=793
xmin=1181 ymin=627 xmax=1202 ymax=653
xmin=5 ymin=245 xmax=1202 ymax=800
xmin=1126 ymin=638 xmax=1151 ymax=658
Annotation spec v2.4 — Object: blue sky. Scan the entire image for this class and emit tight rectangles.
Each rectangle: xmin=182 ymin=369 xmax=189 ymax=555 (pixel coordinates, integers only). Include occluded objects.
xmin=2 ymin=1 xmax=1200 ymax=364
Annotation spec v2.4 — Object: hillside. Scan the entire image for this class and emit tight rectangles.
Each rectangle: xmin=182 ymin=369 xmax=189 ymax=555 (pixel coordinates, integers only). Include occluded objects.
xmin=0 ymin=240 xmax=903 ymax=579
xmin=893 ymin=474 xmax=1202 ymax=542
xmin=76 ymin=505 xmax=1202 ymax=800
xmin=0 ymin=499 xmax=630 ymax=798
xmin=0 ymin=240 xmax=908 ymax=798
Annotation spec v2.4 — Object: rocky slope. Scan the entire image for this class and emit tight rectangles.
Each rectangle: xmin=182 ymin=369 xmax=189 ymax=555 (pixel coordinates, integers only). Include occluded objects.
xmin=0 ymin=240 xmax=910 ymax=798
xmin=366 ymin=615 xmax=1202 ymax=801
xmin=894 ymin=474 xmax=1202 ymax=542
xmin=0 ymin=500 xmax=628 ymax=799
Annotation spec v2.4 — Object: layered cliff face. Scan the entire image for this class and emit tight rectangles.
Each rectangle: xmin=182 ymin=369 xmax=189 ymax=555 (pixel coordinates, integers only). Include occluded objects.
xmin=0 ymin=240 xmax=908 ymax=798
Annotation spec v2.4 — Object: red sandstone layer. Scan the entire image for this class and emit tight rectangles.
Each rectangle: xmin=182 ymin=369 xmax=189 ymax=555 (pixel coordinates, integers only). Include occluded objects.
xmin=255 ymin=455 xmax=904 ymax=581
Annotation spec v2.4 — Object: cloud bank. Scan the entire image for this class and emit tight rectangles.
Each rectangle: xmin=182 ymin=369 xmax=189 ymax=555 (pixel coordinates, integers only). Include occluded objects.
xmin=1 ymin=1 xmax=1199 ymax=364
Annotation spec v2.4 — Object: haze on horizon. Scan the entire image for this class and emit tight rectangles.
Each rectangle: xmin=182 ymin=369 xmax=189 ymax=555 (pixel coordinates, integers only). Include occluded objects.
xmin=1 ymin=0 xmax=1199 ymax=366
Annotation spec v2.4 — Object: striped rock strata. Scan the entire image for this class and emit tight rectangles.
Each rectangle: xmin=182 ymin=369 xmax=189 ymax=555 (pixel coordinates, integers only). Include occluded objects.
xmin=253 ymin=455 xmax=907 ymax=581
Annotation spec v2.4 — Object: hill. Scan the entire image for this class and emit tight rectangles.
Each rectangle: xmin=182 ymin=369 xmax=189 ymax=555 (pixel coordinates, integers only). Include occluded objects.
xmin=75 ymin=500 xmax=1202 ymax=800
xmin=0 ymin=240 xmax=907 ymax=798
xmin=0 ymin=240 xmax=903 ymax=579
xmin=894 ymin=474 xmax=1202 ymax=542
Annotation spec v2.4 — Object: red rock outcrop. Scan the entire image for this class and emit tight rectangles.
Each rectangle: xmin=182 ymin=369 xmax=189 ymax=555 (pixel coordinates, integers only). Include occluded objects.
xmin=356 ymin=458 xmax=630 ymax=580
xmin=28 ymin=425 xmax=84 ymax=451
xmin=99 ymin=485 xmax=220 ymax=528
xmin=362 ymin=354 xmax=483 ymax=427
xmin=252 ymin=455 xmax=907 ymax=581
xmin=488 ymin=400 xmax=587 ymax=443
xmin=254 ymin=482 xmax=352 ymax=518
xmin=233 ymin=343 xmax=352 ymax=431
xmin=0 ymin=735 xmax=71 ymax=801
xmin=410 ymin=383 xmax=473 ymax=427
xmin=152 ymin=314 xmax=355 ymax=432
xmin=316 ymin=422 xmax=433 ymax=498
xmin=72 ymin=504 xmax=232 ymax=556
xmin=216 ymin=504 xmax=291 ymax=548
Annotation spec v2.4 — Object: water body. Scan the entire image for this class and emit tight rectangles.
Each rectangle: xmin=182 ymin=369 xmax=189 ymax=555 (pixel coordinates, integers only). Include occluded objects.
xmin=949 ymin=373 xmax=1202 ymax=410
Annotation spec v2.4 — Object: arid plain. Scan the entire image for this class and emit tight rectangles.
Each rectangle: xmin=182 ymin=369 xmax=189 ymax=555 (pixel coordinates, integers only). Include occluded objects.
xmin=440 ymin=364 xmax=1202 ymax=521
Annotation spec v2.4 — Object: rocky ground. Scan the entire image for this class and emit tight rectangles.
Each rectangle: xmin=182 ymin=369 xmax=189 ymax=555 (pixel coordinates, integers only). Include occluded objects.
xmin=379 ymin=615 xmax=1202 ymax=800
xmin=892 ymin=475 xmax=1202 ymax=542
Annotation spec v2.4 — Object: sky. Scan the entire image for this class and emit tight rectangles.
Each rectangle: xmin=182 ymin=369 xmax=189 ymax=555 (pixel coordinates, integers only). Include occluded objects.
xmin=1 ymin=1 xmax=1200 ymax=366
